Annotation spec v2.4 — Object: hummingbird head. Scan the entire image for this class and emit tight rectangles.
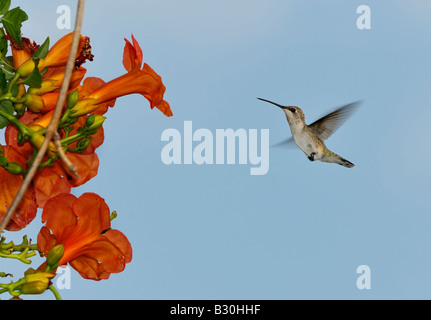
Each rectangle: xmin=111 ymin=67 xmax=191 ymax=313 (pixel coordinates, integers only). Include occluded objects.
xmin=257 ymin=98 xmax=305 ymax=126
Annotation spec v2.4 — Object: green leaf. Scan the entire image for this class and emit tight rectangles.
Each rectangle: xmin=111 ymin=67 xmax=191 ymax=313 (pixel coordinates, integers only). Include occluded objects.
xmin=0 ymin=69 xmax=6 ymax=92
xmin=0 ymin=99 xmax=13 ymax=129
xmin=0 ymin=0 xmax=11 ymax=16
xmin=21 ymin=58 xmax=42 ymax=88
xmin=0 ymin=34 xmax=7 ymax=56
xmin=0 ymin=26 xmax=7 ymax=56
xmin=1 ymin=7 xmax=28 ymax=48
xmin=33 ymin=37 xmax=49 ymax=59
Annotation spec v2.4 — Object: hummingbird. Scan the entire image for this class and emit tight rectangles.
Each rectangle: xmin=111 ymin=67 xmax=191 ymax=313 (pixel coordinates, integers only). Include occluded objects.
xmin=257 ymin=98 xmax=360 ymax=168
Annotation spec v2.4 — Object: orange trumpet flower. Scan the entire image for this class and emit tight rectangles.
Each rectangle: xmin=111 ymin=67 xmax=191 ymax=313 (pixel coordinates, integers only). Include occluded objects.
xmin=71 ymin=35 xmax=172 ymax=117
xmin=37 ymin=193 xmax=133 ymax=280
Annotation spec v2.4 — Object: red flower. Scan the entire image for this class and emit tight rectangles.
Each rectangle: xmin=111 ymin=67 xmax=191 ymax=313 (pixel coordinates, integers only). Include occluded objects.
xmin=0 ymin=145 xmax=37 ymax=231
xmin=5 ymin=111 xmax=100 ymax=208
xmin=37 ymin=193 xmax=132 ymax=280
xmin=71 ymin=35 xmax=172 ymax=117
xmin=8 ymin=36 xmax=40 ymax=69
xmin=16 ymin=32 xmax=91 ymax=77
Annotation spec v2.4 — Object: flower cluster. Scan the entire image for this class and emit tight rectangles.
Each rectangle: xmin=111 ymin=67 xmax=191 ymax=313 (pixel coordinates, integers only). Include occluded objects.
xmin=0 ymin=4 xmax=171 ymax=299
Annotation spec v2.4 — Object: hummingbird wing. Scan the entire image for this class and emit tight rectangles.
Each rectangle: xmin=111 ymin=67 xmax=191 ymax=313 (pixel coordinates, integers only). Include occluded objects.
xmin=308 ymin=101 xmax=360 ymax=141
xmin=271 ymin=138 xmax=296 ymax=148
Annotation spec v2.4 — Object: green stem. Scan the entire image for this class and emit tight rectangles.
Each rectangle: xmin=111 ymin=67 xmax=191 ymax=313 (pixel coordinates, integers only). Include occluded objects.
xmin=0 ymin=248 xmax=36 ymax=264
xmin=0 ymin=109 xmax=33 ymax=137
xmin=48 ymin=285 xmax=62 ymax=300
xmin=7 ymin=73 xmax=20 ymax=93
xmin=2 ymin=96 xmax=26 ymax=104
xmin=0 ymin=279 xmax=23 ymax=297
xmin=60 ymin=132 xmax=85 ymax=145
xmin=0 ymin=236 xmax=39 ymax=264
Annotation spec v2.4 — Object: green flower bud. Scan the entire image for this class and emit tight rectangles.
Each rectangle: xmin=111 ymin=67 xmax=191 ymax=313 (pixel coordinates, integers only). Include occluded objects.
xmin=23 ymin=93 xmax=46 ymax=113
xmin=76 ymin=137 xmax=92 ymax=151
xmin=23 ymin=272 xmax=54 ymax=283
xmin=16 ymin=58 xmax=38 ymax=78
xmin=20 ymin=271 xmax=55 ymax=295
xmin=20 ymin=281 xmax=49 ymax=295
xmin=66 ymin=89 xmax=79 ymax=109
xmin=86 ymin=115 xmax=106 ymax=134
xmin=46 ymin=244 xmax=65 ymax=270
xmin=85 ymin=114 xmax=96 ymax=128
xmin=7 ymin=162 xmax=23 ymax=175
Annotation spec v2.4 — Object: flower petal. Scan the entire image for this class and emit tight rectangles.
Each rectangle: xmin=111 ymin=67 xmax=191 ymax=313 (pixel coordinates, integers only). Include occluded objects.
xmin=0 ymin=146 xmax=37 ymax=231
xmin=43 ymin=33 xmax=86 ymax=68
xmin=70 ymin=255 xmax=110 ymax=280
xmin=73 ymin=193 xmax=111 ymax=235
xmin=104 ymin=229 xmax=133 ymax=264
xmin=40 ymin=193 xmax=76 ymax=241
xmin=122 ymin=34 xmax=143 ymax=72
xmin=33 ymin=162 xmax=72 ymax=208
xmin=65 ymin=152 xmax=99 ymax=188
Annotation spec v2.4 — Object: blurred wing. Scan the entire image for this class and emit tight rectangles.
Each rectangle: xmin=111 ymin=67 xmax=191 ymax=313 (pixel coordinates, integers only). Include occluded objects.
xmin=308 ymin=101 xmax=361 ymax=141
xmin=271 ymin=137 xmax=296 ymax=148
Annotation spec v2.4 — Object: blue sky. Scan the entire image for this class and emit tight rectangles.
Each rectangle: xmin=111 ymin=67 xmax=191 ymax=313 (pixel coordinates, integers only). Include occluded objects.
xmin=2 ymin=0 xmax=431 ymax=299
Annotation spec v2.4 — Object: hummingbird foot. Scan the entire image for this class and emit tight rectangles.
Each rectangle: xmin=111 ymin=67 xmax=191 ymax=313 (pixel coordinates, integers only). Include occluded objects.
xmin=307 ymin=152 xmax=316 ymax=161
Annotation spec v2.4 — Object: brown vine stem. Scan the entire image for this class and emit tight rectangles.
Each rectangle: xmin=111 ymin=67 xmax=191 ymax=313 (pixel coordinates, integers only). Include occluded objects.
xmin=0 ymin=0 xmax=86 ymax=234
xmin=53 ymin=131 xmax=79 ymax=178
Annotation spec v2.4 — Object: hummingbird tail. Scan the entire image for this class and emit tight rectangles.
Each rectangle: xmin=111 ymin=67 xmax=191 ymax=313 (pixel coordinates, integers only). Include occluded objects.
xmin=322 ymin=150 xmax=355 ymax=168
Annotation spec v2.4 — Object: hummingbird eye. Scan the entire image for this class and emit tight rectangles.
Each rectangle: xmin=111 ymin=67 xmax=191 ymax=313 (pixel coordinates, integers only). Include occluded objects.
xmin=289 ymin=108 xmax=296 ymax=113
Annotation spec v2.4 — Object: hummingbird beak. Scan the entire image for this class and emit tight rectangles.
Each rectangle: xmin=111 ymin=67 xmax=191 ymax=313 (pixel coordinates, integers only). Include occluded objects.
xmin=257 ymin=97 xmax=285 ymax=109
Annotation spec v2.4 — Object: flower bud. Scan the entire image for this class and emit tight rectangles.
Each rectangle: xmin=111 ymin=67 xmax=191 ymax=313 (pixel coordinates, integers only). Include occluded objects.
xmin=29 ymin=132 xmax=57 ymax=156
xmin=67 ymin=89 xmax=79 ymax=109
xmin=7 ymin=162 xmax=24 ymax=175
xmin=23 ymin=272 xmax=54 ymax=283
xmin=86 ymin=115 xmax=106 ymax=133
xmin=46 ymin=244 xmax=65 ymax=270
xmin=23 ymin=94 xmax=46 ymax=113
xmin=70 ymin=98 xmax=98 ymax=117
xmin=76 ymin=137 xmax=92 ymax=150
xmin=20 ymin=281 xmax=49 ymax=295
xmin=20 ymin=271 xmax=55 ymax=295
xmin=16 ymin=58 xmax=38 ymax=77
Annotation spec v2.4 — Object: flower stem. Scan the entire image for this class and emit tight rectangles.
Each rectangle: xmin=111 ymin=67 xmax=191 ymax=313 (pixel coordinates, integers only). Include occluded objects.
xmin=48 ymin=284 xmax=62 ymax=300
xmin=0 ymin=108 xmax=33 ymax=137
xmin=7 ymin=73 xmax=20 ymax=93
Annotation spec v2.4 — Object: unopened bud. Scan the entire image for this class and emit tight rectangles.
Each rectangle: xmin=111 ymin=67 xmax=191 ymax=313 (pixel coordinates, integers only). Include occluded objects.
xmin=7 ymin=162 xmax=23 ymax=175
xmin=23 ymin=94 xmax=46 ymax=113
xmin=29 ymin=132 xmax=57 ymax=155
xmin=76 ymin=137 xmax=92 ymax=150
xmin=20 ymin=281 xmax=49 ymax=295
xmin=46 ymin=244 xmax=64 ymax=270
xmin=87 ymin=115 xmax=106 ymax=133
xmin=20 ymin=271 xmax=54 ymax=295
xmin=16 ymin=58 xmax=38 ymax=77
xmin=67 ymin=89 xmax=79 ymax=109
